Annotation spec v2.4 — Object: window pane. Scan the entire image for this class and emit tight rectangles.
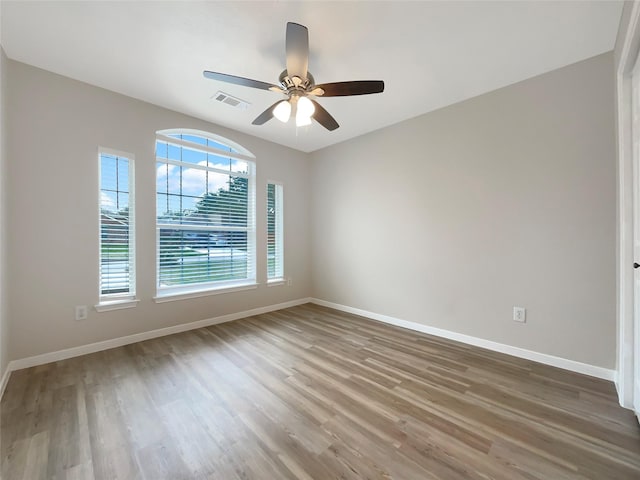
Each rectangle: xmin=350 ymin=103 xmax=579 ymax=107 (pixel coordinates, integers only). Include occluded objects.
xmin=208 ymin=170 xmax=229 ymax=194
xmin=155 ymin=140 xmax=168 ymax=158
xmin=117 ymin=192 xmax=129 ymax=212
xmin=231 ymin=159 xmax=249 ymax=173
xmin=156 ymin=140 xmax=188 ymax=162
xmin=100 ymin=155 xmax=117 ymax=192
xmin=166 ymin=194 xmax=182 ymax=217
xmin=164 ymin=164 xmax=182 ymax=195
xmin=267 ymin=183 xmax=283 ymax=280
xmin=180 ymin=165 xmax=207 ymax=197
xmin=157 ymin=175 xmax=248 ymax=228
xmin=155 ymin=130 xmax=255 ymax=293
xmin=117 ymin=159 xmax=129 ymax=191
xmin=158 ymin=229 xmax=248 ymax=287
xmin=208 ymin=154 xmax=231 ymax=171
xmin=100 ymin=152 xmax=134 ymax=298
xmin=181 ymin=134 xmax=208 ymax=146
xmin=157 ymin=193 xmax=168 ymax=217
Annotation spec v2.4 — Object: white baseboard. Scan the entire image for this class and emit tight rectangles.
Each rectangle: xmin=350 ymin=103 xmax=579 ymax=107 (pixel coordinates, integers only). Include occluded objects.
xmin=615 ymin=377 xmax=623 ymax=406
xmin=0 ymin=365 xmax=10 ymax=399
xmin=2 ymin=296 xmax=617 ymax=401
xmin=6 ymin=297 xmax=312 ymax=374
xmin=310 ymin=298 xmax=616 ymax=381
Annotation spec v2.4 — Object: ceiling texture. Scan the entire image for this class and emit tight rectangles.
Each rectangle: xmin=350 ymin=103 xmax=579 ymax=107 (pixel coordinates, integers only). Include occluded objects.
xmin=1 ymin=1 xmax=623 ymax=153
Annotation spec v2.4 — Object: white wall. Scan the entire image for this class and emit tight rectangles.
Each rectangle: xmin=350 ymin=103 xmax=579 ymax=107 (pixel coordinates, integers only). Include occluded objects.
xmin=6 ymin=60 xmax=311 ymax=360
xmin=310 ymin=52 xmax=616 ymax=368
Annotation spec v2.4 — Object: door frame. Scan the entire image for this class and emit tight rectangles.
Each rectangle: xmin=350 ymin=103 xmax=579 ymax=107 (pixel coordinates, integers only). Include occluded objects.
xmin=617 ymin=1 xmax=640 ymax=413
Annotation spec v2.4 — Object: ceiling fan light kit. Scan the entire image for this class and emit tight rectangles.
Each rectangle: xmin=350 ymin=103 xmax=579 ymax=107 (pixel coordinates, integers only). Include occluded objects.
xmin=203 ymin=22 xmax=384 ymax=131
xmin=273 ymin=100 xmax=292 ymax=123
xmin=295 ymin=96 xmax=315 ymax=126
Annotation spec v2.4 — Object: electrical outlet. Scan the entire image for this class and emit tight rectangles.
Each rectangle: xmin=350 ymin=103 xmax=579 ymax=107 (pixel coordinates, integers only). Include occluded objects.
xmin=75 ymin=305 xmax=88 ymax=321
xmin=287 ymin=277 xmax=293 ymax=287
xmin=513 ymin=306 xmax=526 ymax=323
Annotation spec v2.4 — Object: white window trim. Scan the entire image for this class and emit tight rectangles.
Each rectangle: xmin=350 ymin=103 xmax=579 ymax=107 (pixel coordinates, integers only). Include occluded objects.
xmin=267 ymin=180 xmax=284 ymax=282
xmin=94 ymin=298 xmax=140 ymax=312
xmin=155 ymin=157 xmax=251 ymax=178
xmin=156 ymin=128 xmax=255 ymax=160
xmin=98 ymin=146 xmax=137 ymax=307
xmin=155 ymin=130 xmax=257 ymax=298
xmin=153 ymin=281 xmax=258 ymax=303
xmin=157 ymin=137 xmax=255 ymax=163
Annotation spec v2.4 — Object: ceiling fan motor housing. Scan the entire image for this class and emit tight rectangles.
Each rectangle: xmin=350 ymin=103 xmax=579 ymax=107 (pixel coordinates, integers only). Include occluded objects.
xmin=279 ymin=70 xmax=314 ymax=93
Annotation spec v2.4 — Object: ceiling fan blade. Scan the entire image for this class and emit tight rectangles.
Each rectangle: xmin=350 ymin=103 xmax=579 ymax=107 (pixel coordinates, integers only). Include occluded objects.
xmin=203 ymin=71 xmax=280 ymax=91
xmin=313 ymin=80 xmax=385 ymax=97
xmin=252 ymin=101 xmax=282 ymax=125
xmin=286 ymin=22 xmax=309 ymax=81
xmin=309 ymin=99 xmax=339 ymax=131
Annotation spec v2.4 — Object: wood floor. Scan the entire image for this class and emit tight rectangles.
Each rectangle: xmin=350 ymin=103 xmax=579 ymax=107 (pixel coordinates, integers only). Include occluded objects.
xmin=1 ymin=304 xmax=639 ymax=479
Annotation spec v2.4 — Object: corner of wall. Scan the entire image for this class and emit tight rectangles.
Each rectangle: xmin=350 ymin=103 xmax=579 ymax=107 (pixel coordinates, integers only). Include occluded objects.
xmin=0 ymin=7 xmax=10 ymax=397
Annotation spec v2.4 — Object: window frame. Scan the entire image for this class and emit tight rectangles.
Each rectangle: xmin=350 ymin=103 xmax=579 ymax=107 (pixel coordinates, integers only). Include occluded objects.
xmin=154 ymin=129 xmax=257 ymax=301
xmin=96 ymin=147 xmax=138 ymax=311
xmin=267 ymin=181 xmax=284 ymax=284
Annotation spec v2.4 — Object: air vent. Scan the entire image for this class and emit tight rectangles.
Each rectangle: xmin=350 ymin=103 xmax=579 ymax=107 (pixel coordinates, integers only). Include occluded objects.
xmin=212 ymin=91 xmax=250 ymax=110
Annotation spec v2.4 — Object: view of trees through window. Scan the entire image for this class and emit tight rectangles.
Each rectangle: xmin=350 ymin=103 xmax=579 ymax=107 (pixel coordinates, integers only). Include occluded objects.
xmin=156 ymin=131 xmax=255 ymax=292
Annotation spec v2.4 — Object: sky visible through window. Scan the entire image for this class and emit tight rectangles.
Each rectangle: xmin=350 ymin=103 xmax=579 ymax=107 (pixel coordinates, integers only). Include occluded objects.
xmin=154 ymin=132 xmax=255 ymax=290
xmin=100 ymin=154 xmax=129 ymax=213
xmin=156 ymin=137 xmax=249 ymax=217
xmin=100 ymin=152 xmax=133 ymax=296
xmin=99 ymin=136 xmax=249 ymax=216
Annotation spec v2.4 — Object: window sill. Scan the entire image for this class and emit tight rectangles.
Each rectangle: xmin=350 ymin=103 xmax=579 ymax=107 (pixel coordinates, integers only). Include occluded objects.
xmin=154 ymin=282 xmax=258 ymax=303
xmin=95 ymin=298 xmax=139 ymax=312
xmin=267 ymin=278 xmax=286 ymax=287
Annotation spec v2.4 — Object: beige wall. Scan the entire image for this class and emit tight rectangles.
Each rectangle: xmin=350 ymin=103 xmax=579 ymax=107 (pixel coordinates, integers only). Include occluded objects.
xmin=6 ymin=60 xmax=311 ymax=360
xmin=310 ymin=53 xmax=616 ymax=368
xmin=3 ymin=51 xmax=618 ymax=371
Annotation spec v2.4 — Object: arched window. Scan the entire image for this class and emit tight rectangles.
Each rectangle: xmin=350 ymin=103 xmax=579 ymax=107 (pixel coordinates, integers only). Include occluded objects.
xmin=155 ymin=129 xmax=256 ymax=298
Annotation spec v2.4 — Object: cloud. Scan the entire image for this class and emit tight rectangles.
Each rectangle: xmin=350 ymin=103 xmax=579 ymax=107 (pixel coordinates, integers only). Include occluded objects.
xmin=100 ymin=191 xmax=116 ymax=210
xmin=157 ymin=162 xmax=229 ymax=199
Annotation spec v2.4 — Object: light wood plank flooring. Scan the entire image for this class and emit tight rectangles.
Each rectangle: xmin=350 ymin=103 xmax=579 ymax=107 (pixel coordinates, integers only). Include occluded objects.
xmin=1 ymin=303 xmax=639 ymax=479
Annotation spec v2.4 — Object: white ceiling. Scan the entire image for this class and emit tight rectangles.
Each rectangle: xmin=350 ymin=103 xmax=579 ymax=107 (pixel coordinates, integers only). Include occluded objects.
xmin=1 ymin=1 xmax=623 ymax=153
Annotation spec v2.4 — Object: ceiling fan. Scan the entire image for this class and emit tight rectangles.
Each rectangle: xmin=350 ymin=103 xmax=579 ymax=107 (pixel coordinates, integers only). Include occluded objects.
xmin=203 ymin=22 xmax=384 ymax=131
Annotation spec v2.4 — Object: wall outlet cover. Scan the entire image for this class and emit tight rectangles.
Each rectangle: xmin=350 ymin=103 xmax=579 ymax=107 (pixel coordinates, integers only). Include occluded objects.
xmin=513 ymin=306 xmax=526 ymax=323
xmin=75 ymin=305 xmax=88 ymax=321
